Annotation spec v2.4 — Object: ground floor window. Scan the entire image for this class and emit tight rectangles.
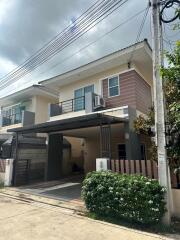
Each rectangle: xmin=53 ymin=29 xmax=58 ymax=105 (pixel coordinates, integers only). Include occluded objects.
xmin=117 ymin=144 xmax=126 ymax=160
xmin=140 ymin=144 xmax=146 ymax=160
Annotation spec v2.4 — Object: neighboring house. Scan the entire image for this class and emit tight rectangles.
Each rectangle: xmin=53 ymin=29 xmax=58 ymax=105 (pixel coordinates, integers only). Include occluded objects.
xmin=0 ymin=84 xmax=58 ymax=133
xmin=0 ymin=85 xmax=58 ymax=184
xmin=7 ymin=40 xmax=153 ymax=185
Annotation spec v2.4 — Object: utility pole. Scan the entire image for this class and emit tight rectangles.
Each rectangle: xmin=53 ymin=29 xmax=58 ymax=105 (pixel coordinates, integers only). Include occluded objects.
xmin=150 ymin=0 xmax=172 ymax=225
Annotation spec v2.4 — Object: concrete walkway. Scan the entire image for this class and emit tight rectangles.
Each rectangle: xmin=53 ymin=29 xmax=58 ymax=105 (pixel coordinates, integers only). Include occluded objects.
xmin=0 ymin=193 xmax=178 ymax=240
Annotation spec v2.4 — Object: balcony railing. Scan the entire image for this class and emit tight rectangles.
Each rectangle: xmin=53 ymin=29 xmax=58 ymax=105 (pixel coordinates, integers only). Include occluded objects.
xmin=0 ymin=111 xmax=35 ymax=128
xmin=50 ymin=96 xmax=85 ymax=117
xmin=1 ymin=113 xmax=22 ymax=127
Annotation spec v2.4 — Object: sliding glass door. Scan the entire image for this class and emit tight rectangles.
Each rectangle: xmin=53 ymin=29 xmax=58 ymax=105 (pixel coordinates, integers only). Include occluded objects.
xmin=74 ymin=85 xmax=94 ymax=111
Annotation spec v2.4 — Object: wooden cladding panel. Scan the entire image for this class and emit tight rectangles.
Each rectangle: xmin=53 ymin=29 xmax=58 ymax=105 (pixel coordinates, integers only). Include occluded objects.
xmin=110 ymin=159 xmax=158 ymax=178
xmin=135 ymin=71 xmax=152 ymax=114
xmin=102 ymin=72 xmax=136 ymax=109
xmin=110 ymin=159 xmax=180 ymax=188
xmin=102 ymin=70 xmax=152 ymax=114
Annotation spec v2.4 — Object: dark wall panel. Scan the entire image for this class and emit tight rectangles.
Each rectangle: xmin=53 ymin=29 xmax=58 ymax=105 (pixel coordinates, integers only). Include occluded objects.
xmin=47 ymin=133 xmax=63 ymax=180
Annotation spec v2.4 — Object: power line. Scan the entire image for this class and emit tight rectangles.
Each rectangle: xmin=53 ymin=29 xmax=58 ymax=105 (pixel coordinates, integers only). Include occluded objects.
xmin=0 ymin=0 xmax=101 ymax=80
xmin=1 ymin=0 xmax=127 ymax=87
xmin=1 ymin=0 xmax=111 ymax=84
xmin=160 ymin=0 xmax=180 ymax=23
xmin=37 ymin=8 xmax=147 ymax=78
xmin=128 ymin=2 xmax=150 ymax=65
xmin=0 ymin=0 xmax=129 ymax=89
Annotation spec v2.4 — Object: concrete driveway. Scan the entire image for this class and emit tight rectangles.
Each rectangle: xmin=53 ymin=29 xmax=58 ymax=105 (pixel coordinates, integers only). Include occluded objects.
xmin=0 ymin=194 xmax=178 ymax=240
xmin=16 ymin=175 xmax=83 ymax=202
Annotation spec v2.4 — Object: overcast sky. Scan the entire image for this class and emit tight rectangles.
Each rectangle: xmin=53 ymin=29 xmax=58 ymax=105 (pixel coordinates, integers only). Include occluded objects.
xmin=0 ymin=0 xmax=179 ymax=97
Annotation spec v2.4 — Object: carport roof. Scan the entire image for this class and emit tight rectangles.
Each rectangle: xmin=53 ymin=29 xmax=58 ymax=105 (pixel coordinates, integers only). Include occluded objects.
xmin=7 ymin=113 xmax=128 ymax=134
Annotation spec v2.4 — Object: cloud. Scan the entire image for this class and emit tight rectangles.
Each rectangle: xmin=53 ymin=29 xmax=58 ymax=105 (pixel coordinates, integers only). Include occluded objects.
xmin=0 ymin=0 xmax=179 ymax=97
xmin=0 ymin=57 xmax=18 ymax=76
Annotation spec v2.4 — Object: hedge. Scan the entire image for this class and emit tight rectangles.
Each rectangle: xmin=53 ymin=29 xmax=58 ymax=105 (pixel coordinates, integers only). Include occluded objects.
xmin=82 ymin=171 xmax=166 ymax=224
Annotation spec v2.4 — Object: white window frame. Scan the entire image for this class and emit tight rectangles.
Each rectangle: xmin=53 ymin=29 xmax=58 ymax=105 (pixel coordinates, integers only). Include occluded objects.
xmin=108 ymin=75 xmax=120 ymax=98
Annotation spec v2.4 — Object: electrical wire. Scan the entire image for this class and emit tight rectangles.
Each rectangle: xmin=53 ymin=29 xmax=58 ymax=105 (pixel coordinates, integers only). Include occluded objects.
xmin=37 ymin=8 xmax=148 ymax=78
xmin=0 ymin=0 xmax=128 ymax=89
xmin=128 ymin=2 xmax=150 ymax=65
xmin=0 ymin=0 xmax=112 ymax=84
xmin=0 ymin=0 xmax=102 ymax=80
xmin=160 ymin=0 xmax=180 ymax=23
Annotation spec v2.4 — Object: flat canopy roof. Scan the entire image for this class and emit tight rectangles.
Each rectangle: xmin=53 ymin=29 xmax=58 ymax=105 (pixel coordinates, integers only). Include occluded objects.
xmin=8 ymin=113 xmax=127 ymax=134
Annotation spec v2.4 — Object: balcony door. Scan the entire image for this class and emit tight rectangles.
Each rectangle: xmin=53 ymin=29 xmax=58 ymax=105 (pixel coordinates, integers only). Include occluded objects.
xmin=74 ymin=85 xmax=94 ymax=111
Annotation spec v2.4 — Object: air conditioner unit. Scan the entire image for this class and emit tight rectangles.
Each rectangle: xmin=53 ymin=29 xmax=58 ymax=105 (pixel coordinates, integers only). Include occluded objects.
xmin=94 ymin=95 xmax=106 ymax=109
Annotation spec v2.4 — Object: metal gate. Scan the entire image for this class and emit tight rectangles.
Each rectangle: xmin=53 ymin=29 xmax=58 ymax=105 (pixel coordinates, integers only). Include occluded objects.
xmin=100 ymin=124 xmax=111 ymax=158
xmin=13 ymin=159 xmax=30 ymax=186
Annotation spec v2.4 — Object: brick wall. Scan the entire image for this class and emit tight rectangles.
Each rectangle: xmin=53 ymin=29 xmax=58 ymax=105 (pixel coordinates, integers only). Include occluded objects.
xmin=102 ymin=70 xmax=152 ymax=114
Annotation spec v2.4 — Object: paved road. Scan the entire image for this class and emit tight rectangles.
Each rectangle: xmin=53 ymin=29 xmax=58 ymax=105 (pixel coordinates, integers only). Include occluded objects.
xmin=0 ymin=194 xmax=177 ymax=240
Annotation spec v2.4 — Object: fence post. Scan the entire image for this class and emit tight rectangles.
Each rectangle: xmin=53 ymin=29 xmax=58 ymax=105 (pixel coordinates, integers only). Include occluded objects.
xmin=4 ymin=159 xmax=14 ymax=186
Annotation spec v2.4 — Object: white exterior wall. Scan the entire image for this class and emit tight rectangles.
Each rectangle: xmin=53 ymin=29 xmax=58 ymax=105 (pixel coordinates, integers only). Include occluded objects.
xmin=0 ymin=123 xmax=22 ymax=133
xmin=0 ymin=95 xmax=55 ymax=133
xmin=48 ymin=62 xmax=152 ymax=122
xmin=172 ymin=189 xmax=180 ymax=218
xmin=32 ymin=95 xmax=52 ymax=124
xmin=59 ymin=64 xmax=128 ymax=102
xmin=58 ymin=63 xmax=152 ymax=103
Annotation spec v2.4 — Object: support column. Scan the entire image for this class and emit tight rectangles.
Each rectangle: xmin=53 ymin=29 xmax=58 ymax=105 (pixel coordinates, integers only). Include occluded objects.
xmin=47 ymin=133 xmax=63 ymax=180
xmin=12 ymin=132 xmax=19 ymax=186
xmin=124 ymin=108 xmax=141 ymax=160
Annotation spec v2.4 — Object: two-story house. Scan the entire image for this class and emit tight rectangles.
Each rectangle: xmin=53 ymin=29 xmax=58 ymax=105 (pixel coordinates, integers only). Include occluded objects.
xmin=0 ymin=85 xmax=58 ymax=184
xmin=0 ymin=84 xmax=58 ymax=132
xmin=7 ymin=40 xmax=153 ymax=184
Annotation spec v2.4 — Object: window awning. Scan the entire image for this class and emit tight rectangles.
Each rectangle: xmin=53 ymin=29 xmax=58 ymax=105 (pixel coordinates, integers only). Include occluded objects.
xmin=7 ymin=113 xmax=128 ymax=134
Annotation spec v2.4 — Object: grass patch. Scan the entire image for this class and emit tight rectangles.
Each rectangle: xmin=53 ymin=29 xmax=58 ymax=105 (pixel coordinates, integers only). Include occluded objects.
xmin=86 ymin=212 xmax=180 ymax=235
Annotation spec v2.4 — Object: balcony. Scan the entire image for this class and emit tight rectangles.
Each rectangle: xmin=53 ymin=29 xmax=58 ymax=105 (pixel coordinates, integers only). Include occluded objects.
xmin=1 ymin=113 xmax=22 ymax=127
xmin=49 ymin=93 xmax=107 ymax=119
xmin=50 ymin=96 xmax=86 ymax=117
xmin=0 ymin=111 xmax=35 ymax=129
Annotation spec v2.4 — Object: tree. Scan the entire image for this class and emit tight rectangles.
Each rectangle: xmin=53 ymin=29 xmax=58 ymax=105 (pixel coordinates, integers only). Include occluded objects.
xmin=134 ymin=41 xmax=180 ymax=169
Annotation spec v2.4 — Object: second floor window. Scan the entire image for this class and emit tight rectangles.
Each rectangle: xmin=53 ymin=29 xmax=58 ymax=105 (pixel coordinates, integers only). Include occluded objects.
xmin=108 ymin=76 xmax=119 ymax=97
xmin=74 ymin=85 xmax=94 ymax=111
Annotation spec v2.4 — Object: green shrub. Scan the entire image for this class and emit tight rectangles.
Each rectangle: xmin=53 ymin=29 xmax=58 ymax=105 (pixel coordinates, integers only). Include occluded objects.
xmin=82 ymin=171 xmax=166 ymax=224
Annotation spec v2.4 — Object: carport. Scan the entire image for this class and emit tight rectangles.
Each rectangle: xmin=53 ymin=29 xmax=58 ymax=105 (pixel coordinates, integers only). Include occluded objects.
xmin=8 ymin=113 xmax=127 ymax=187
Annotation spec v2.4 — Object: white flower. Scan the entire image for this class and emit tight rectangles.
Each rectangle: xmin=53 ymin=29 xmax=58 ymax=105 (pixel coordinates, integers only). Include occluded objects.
xmin=151 ymin=208 xmax=159 ymax=212
xmin=148 ymin=200 xmax=153 ymax=204
xmin=146 ymin=182 xmax=151 ymax=185
xmin=120 ymin=198 xmax=124 ymax=201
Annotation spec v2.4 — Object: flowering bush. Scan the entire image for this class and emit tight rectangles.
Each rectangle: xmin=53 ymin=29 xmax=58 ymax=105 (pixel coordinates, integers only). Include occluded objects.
xmin=82 ymin=171 xmax=166 ymax=224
